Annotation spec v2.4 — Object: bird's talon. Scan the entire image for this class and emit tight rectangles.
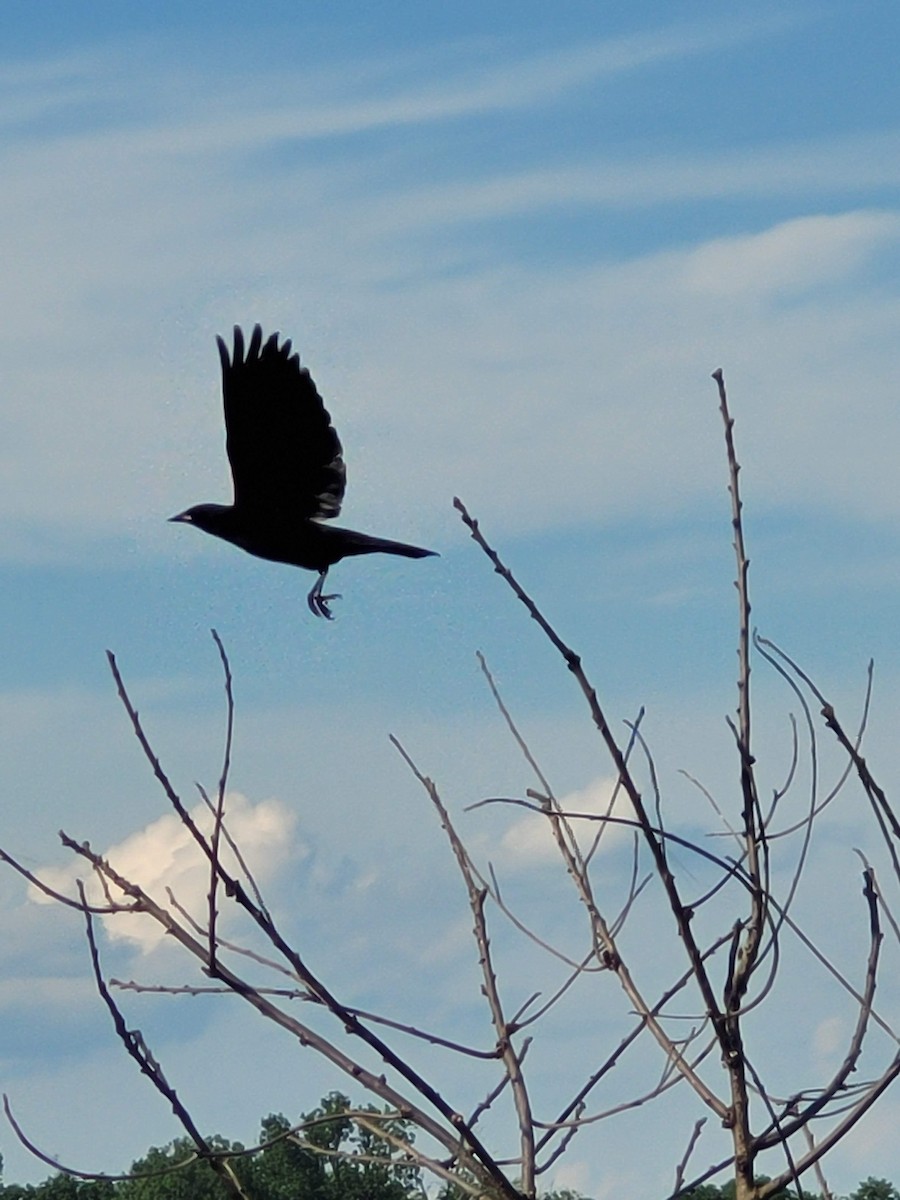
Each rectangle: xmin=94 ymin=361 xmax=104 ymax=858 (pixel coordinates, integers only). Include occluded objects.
xmin=307 ymin=588 xmax=342 ymax=619
xmin=318 ymin=592 xmax=341 ymax=620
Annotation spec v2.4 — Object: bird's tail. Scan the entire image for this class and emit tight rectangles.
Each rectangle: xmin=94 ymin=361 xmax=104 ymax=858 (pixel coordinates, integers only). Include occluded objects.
xmin=338 ymin=528 xmax=438 ymax=560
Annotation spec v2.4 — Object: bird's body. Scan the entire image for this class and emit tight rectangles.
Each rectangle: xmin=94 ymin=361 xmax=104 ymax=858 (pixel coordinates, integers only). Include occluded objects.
xmin=171 ymin=325 xmax=436 ymax=617
xmin=180 ymin=502 xmax=434 ymax=573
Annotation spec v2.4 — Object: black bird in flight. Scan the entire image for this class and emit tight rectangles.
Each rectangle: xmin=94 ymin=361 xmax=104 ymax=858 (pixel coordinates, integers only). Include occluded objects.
xmin=171 ymin=324 xmax=437 ymax=618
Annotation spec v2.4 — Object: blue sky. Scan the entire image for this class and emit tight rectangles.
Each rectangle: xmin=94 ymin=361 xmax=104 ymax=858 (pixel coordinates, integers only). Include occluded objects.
xmin=2 ymin=2 xmax=900 ymax=1195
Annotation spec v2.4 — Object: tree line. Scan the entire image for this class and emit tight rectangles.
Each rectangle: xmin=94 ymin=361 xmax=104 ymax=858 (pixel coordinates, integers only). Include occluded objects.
xmin=0 ymin=1092 xmax=895 ymax=1200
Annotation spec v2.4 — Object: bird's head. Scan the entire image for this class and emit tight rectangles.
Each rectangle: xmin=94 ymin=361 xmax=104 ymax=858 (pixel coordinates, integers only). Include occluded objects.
xmin=169 ymin=503 xmax=233 ymax=538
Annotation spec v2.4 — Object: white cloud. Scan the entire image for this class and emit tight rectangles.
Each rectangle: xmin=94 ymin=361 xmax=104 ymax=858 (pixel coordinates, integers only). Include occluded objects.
xmin=682 ymin=211 xmax=900 ymax=297
xmin=499 ymin=776 xmax=635 ymax=867
xmin=32 ymin=792 xmax=303 ymax=953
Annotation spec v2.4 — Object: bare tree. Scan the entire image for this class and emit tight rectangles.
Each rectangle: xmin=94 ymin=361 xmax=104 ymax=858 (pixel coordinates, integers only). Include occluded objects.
xmin=2 ymin=371 xmax=899 ymax=1200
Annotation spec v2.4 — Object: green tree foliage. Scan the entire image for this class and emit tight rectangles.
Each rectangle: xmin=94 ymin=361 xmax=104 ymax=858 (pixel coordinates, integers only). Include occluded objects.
xmin=0 ymin=1092 xmax=423 ymax=1200
xmin=680 ymin=1180 xmax=819 ymax=1200
xmin=247 ymin=1091 xmax=422 ymax=1200
xmin=849 ymin=1181 xmax=900 ymax=1200
xmin=245 ymin=1113 xmax=326 ymax=1200
xmin=0 ymin=1104 xmax=895 ymax=1200
xmin=116 ymin=1135 xmax=247 ymax=1200
xmin=0 ymin=1175 xmax=115 ymax=1199
xmin=678 ymin=1179 xmax=900 ymax=1200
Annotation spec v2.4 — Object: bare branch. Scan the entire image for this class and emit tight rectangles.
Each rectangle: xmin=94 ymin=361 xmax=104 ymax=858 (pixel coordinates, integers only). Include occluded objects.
xmin=2 ymin=1096 xmax=203 ymax=1183
xmin=454 ymin=496 xmax=730 ymax=1056
xmin=390 ymin=735 xmax=536 ymax=1197
xmin=755 ymin=868 xmax=882 ymax=1148
xmin=77 ymin=880 xmax=250 ymax=1199
xmin=107 ymin=658 xmax=518 ymax=1199
xmin=673 ymin=1118 xmax=707 ymax=1196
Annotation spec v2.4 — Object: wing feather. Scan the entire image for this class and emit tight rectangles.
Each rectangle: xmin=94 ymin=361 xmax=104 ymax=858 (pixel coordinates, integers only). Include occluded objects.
xmin=218 ymin=324 xmax=346 ymax=520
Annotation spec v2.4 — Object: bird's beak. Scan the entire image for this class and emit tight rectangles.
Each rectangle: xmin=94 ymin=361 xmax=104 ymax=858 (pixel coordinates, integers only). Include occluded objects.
xmin=169 ymin=511 xmax=192 ymax=524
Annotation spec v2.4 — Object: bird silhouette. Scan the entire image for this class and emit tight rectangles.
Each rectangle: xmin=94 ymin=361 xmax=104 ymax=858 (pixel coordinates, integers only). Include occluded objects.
xmin=171 ymin=324 xmax=437 ymax=618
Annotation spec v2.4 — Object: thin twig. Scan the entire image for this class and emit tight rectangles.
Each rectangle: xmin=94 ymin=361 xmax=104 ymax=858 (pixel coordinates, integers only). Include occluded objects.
xmin=207 ymin=628 xmax=234 ymax=970
xmin=672 ymin=1119 xmax=707 ymax=1195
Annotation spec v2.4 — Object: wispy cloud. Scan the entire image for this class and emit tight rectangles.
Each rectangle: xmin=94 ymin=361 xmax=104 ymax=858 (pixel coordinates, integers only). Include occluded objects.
xmin=0 ymin=14 xmax=797 ymax=147
xmin=1 ymin=16 xmax=899 ymax=561
xmin=362 ymin=131 xmax=900 ymax=231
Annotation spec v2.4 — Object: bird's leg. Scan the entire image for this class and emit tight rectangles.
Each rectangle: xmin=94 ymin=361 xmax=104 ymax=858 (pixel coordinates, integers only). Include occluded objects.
xmin=307 ymin=569 xmax=342 ymax=620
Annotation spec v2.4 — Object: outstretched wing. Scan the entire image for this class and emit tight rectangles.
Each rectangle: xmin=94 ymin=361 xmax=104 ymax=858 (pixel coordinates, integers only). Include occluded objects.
xmin=217 ymin=325 xmax=346 ymax=520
